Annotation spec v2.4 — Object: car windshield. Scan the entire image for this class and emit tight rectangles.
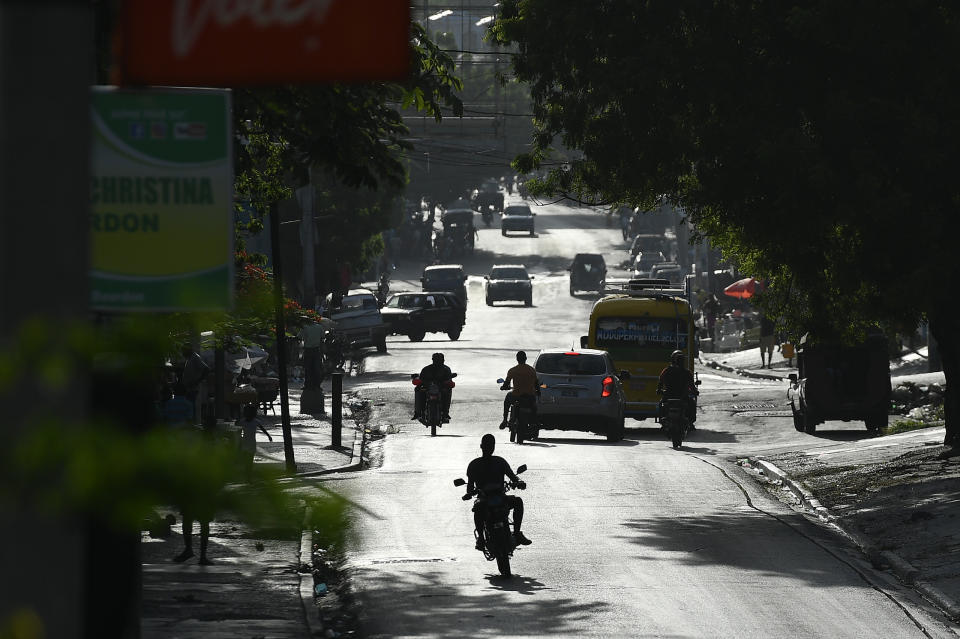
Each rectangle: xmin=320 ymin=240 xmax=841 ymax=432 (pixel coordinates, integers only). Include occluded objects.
xmin=504 ymin=206 xmax=531 ymax=216
xmin=536 ymin=353 xmax=607 ymax=375
xmin=491 ymin=268 xmax=528 ymax=279
xmin=425 ymin=269 xmax=461 ymax=281
xmin=334 ymin=295 xmax=377 ymax=311
xmin=386 ymin=294 xmax=429 ymax=309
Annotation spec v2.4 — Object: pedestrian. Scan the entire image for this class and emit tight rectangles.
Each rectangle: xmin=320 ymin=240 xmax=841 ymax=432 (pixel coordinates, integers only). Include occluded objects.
xmin=760 ymin=313 xmax=776 ymax=368
xmin=703 ymin=294 xmax=720 ymax=342
xmin=174 ymin=415 xmax=218 ymax=565
xmin=236 ymin=403 xmax=272 ymax=481
xmin=180 ymin=343 xmax=210 ymax=421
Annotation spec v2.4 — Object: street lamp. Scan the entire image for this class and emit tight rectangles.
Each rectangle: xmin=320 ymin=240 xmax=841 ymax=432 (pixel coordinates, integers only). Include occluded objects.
xmin=428 ymin=9 xmax=452 ymax=20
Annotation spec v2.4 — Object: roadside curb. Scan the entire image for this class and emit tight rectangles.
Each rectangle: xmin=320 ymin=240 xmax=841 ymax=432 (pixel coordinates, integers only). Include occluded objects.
xmin=699 ymin=357 xmax=787 ymax=382
xmin=750 ymin=457 xmax=960 ymax=621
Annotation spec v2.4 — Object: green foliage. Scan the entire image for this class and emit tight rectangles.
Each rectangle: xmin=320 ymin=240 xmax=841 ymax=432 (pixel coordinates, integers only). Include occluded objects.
xmin=492 ymin=1 xmax=960 ymax=342
xmin=1 ymin=317 xmax=345 ymax=540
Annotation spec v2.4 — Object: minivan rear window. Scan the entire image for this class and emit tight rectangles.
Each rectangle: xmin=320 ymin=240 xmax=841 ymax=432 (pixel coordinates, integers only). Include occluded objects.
xmin=536 ymin=353 xmax=607 ymax=375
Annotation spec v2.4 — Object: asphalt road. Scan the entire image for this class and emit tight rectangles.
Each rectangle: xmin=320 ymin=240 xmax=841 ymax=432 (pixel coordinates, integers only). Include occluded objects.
xmin=328 ymin=199 xmax=957 ymax=638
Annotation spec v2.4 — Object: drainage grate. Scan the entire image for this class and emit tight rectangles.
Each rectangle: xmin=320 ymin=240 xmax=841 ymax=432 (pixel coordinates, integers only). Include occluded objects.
xmin=368 ymin=557 xmax=452 ymax=565
xmin=731 ymin=403 xmax=777 ymax=410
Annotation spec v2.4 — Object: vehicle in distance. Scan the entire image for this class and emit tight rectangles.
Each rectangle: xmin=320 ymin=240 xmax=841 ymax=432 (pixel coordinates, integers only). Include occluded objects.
xmin=631 ymin=251 xmax=668 ymax=277
xmin=472 ymin=180 xmax=504 ymax=212
xmin=569 ymin=253 xmax=607 ymax=294
xmin=322 ymin=288 xmax=387 ymax=353
xmin=501 ymin=204 xmax=535 ymax=236
xmin=581 ymin=279 xmax=696 ymax=420
xmin=381 ymin=291 xmax=466 ymax=342
xmin=629 ymin=233 xmax=668 ymax=258
xmin=421 ymin=264 xmax=468 ymax=305
xmin=485 ymin=264 xmax=534 ymax=306
xmin=535 ymin=349 xmax=627 ymax=441
xmin=649 ymin=262 xmax=684 ymax=284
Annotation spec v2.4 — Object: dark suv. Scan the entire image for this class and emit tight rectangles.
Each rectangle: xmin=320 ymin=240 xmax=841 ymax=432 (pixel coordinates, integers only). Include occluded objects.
xmin=568 ymin=253 xmax=606 ymax=294
xmin=380 ymin=291 xmax=466 ymax=341
xmin=421 ymin=264 xmax=468 ymax=305
xmin=485 ymin=264 xmax=534 ymax=306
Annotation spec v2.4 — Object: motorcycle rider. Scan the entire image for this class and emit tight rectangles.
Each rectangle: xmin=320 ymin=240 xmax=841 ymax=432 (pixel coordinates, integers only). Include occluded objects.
xmin=413 ymin=352 xmax=454 ymax=423
xmin=499 ymin=350 xmax=539 ymax=436
xmin=465 ymin=434 xmax=531 ymax=550
xmin=656 ymin=349 xmax=699 ymax=427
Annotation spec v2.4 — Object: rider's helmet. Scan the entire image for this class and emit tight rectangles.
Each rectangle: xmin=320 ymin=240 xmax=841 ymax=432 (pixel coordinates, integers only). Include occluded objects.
xmin=671 ymin=350 xmax=685 ymax=366
xmin=480 ymin=433 xmax=496 ymax=454
xmin=516 ymin=350 xmax=527 ymax=363
xmin=432 ymin=352 xmax=445 ymax=365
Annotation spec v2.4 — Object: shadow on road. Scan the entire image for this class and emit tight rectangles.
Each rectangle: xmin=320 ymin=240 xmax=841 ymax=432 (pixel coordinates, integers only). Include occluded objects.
xmin=353 ymin=568 xmax=610 ymax=638
xmin=484 ymin=573 xmax=548 ymax=595
xmin=617 ymin=512 xmax=868 ymax=588
xmin=804 ymin=429 xmax=883 ymax=442
xmin=536 ymin=436 xmax=637 ymax=447
xmin=625 ymin=427 xmax=739 ymax=445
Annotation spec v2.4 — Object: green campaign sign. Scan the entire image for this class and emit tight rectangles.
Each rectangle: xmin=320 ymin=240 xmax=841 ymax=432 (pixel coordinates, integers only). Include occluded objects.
xmin=89 ymin=87 xmax=233 ymax=311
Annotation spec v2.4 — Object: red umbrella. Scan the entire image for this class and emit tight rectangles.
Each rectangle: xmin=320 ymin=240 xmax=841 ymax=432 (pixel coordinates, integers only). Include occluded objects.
xmin=723 ymin=277 xmax=763 ymax=299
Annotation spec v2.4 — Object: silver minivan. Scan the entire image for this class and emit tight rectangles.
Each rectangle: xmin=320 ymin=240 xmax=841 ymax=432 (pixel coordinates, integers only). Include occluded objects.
xmin=534 ymin=348 xmax=628 ymax=441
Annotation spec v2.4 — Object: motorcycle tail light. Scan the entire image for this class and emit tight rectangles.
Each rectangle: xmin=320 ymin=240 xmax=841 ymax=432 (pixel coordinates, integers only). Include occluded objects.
xmin=412 ymin=378 xmax=422 ymax=386
xmin=601 ymin=376 xmax=614 ymax=397
xmin=446 ymin=381 xmax=456 ymax=388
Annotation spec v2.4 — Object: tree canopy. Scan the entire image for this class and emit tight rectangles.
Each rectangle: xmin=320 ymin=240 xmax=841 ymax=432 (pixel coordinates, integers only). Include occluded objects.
xmin=493 ymin=1 xmax=960 ymax=440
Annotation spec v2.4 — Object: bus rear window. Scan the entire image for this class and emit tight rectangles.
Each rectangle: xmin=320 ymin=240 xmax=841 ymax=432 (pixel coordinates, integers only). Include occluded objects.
xmin=536 ymin=353 xmax=607 ymax=375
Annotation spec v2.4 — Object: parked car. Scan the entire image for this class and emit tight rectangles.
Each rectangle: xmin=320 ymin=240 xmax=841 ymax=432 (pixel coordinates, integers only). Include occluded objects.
xmin=485 ymin=264 xmax=534 ymax=306
xmin=421 ymin=264 xmax=468 ymax=305
xmin=631 ymin=250 xmax=668 ymax=277
xmin=534 ymin=349 xmax=628 ymax=441
xmin=380 ymin=291 xmax=466 ymax=342
xmin=501 ymin=204 xmax=536 ymax=236
xmin=788 ymin=331 xmax=891 ymax=434
xmin=568 ymin=253 xmax=607 ymax=294
xmin=321 ymin=289 xmax=387 ymax=353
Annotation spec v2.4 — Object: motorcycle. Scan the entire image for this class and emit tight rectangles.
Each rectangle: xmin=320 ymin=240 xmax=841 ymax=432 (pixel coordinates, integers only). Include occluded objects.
xmin=453 ymin=464 xmax=527 ymax=577
xmin=660 ymin=397 xmax=690 ymax=449
xmin=412 ymin=372 xmax=457 ymax=437
xmin=498 ymin=379 xmax=539 ymax=444
xmin=481 ymin=205 xmax=494 ymax=227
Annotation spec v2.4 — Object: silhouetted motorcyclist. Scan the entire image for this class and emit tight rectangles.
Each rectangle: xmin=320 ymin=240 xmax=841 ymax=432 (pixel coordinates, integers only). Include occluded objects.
xmin=413 ymin=352 xmax=454 ymax=423
xmin=500 ymin=350 xmax=539 ymax=432
xmin=466 ymin=434 xmax=531 ymax=550
xmin=657 ymin=349 xmax=698 ymax=425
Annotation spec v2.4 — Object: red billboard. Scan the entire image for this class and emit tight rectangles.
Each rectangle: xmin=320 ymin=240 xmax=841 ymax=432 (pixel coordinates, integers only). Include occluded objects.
xmin=116 ymin=0 xmax=411 ymax=86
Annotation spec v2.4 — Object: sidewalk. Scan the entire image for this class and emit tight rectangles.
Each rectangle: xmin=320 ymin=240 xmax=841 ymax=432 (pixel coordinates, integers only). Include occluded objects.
xmin=709 ymin=347 xmax=959 ymax=621
xmin=141 ymin=384 xmax=363 ymax=639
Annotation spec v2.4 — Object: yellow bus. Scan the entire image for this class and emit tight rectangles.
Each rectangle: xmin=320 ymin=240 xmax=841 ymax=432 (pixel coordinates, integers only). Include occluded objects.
xmin=581 ymin=279 xmax=696 ymax=420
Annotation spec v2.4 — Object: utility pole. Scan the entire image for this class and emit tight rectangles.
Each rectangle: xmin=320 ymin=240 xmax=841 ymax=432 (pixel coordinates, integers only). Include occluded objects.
xmin=269 ymin=202 xmax=297 ymax=473
xmin=1 ymin=5 xmax=92 ymax=638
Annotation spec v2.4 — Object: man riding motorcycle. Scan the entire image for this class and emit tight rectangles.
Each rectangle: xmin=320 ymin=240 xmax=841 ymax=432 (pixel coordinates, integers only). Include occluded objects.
xmin=413 ymin=352 xmax=454 ymax=423
xmin=499 ymin=350 xmax=539 ymax=432
xmin=656 ymin=349 xmax=698 ymax=427
xmin=465 ymin=434 xmax=532 ymax=550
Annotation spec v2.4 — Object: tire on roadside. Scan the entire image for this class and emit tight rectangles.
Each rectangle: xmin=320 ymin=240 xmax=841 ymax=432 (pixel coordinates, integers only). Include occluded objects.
xmin=606 ymin=415 xmax=625 ymax=442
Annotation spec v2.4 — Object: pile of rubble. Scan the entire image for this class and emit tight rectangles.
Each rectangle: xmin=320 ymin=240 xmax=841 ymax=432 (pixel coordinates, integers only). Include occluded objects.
xmin=891 ymin=381 xmax=945 ymax=421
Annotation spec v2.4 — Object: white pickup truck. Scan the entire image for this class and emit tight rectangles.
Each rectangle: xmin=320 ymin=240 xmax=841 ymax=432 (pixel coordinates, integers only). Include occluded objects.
xmin=322 ymin=288 xmax=387 ymax=353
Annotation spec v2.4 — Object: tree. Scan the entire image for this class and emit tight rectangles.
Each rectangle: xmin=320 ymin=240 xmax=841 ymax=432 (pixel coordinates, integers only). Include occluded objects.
xmin=493 ymin=0 xmax=960 ymax=446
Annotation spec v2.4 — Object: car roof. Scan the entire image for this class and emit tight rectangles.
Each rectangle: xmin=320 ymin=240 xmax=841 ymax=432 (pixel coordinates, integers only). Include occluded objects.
xmin=443 ymin=208 xmax=474 ymax=215
xmin=574 ymin=253 xmax=604 ymax=261
xmin=424 ymin=264 xmax=464 ymax=272
xmin=344 ymin=288 xmax=375 ymax=297
xmin=536 ymin=348 xmax=609 ymax=357
xmin=491 ymin=264 xmax=527 ymax=270
xmin=504 ymin=204 xmax=531 ymax=212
